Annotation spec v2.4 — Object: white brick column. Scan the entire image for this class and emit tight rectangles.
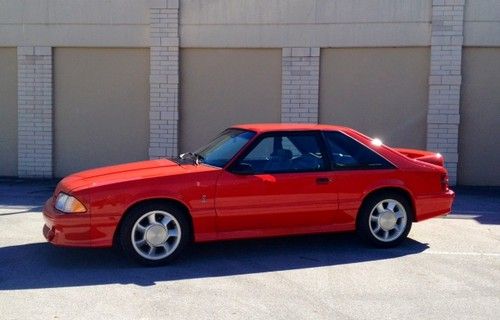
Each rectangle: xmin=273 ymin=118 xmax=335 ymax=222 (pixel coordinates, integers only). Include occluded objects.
xmin=427 ymin=0 xmax=465 ymax=185
xmin=281 ymin=48 xmax=320 ymax=123
xmin=17 ymin=46 xmax=53 ymax=178
xmin=149 ymin=0 xmax=179 ymax=159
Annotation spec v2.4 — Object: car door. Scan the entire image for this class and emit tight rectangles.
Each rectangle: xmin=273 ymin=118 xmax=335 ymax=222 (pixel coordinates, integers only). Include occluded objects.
xmin=215 ymin=131 xmax=338 ymax=233
xmin=322 ymin=131 xmax=398 ymax=223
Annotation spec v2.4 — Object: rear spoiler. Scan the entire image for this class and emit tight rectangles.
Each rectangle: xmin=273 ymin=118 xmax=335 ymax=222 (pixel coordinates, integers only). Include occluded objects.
xmin=393 ymin=148 xmax=444 ymax=166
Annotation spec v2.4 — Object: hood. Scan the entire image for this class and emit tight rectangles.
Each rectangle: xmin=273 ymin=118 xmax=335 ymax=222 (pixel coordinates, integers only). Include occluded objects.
xmin=57 ymin=159 xmax=182 ymax=193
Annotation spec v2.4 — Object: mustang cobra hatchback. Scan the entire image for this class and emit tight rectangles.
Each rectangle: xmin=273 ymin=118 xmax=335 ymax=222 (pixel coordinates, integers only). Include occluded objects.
xmin=43 ymin=124 xmax=454 ymax=266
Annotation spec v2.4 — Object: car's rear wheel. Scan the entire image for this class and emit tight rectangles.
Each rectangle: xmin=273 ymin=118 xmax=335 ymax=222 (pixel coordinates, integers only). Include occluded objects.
xmin=119 ymin=203 xmax=191 ymax=266
xmin=357 ymin=193 xmax=412 ymax=247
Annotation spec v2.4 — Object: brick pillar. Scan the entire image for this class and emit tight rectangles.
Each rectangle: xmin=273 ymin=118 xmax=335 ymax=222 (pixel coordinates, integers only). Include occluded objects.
xmin=149 ymin=0 xmax=179 ymax=159
xmin=17 ymin=46 xmax=53 ymax=178
xmin=281 ymin=48 xmax=320 ymax=123
xmin=427 ymin=0 xmax=465 ymax=185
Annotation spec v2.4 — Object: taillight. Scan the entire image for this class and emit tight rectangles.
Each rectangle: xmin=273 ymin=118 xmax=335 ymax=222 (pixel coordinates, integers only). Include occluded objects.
xmin=441 ymin=173 xmax=449 ymax=192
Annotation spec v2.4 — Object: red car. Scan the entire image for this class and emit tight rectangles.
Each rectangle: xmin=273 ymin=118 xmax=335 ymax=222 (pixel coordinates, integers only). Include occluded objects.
xmin=43 ymin=124 xmax=454 ymax=266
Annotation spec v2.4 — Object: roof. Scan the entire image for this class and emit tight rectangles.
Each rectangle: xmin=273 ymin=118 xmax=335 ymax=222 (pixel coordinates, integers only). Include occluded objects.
xmin=231 ymin=123 xmax=351 ymax=133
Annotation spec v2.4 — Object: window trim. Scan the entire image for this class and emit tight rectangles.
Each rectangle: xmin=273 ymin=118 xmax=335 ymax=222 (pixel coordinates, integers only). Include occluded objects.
xmin=321 ymin=130 xmax=396 ymax=171
xmin=227 ymin=130 xmax=330 ymax=175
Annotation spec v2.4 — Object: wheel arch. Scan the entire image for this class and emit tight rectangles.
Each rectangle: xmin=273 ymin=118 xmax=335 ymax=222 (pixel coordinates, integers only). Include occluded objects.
xmin=357 ymin=186 xmax=416 ymax=227
xmin=112 ymin=197 xmax=194 ymax=248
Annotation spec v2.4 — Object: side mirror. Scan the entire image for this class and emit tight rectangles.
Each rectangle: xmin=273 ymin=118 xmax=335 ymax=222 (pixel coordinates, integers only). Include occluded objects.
xmin=230 ymin=163 xmax=255 ymax=175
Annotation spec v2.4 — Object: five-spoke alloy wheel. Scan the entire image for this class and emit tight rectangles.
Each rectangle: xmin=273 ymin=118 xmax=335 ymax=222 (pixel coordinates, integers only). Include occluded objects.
xmin=131 ymin=210 xmax=181 ymax=261
xmin=357 ymin=193 xmax=412 ymax=247
xmin=119 ymin=203 xmax=190 ymax=266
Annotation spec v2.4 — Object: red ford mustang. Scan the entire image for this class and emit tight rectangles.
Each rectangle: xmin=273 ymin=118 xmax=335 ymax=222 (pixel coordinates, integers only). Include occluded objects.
xmin=43 ymin=124 xmax=454 ymax=265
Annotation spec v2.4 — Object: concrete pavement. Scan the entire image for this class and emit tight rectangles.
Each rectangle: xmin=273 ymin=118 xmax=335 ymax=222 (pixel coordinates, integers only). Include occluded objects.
xmin=0 ymin=179 xmax=498 ymax=319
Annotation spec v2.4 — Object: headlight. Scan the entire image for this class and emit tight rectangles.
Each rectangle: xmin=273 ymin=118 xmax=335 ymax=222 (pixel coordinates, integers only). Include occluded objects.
xmin=55 ymin=192 xmax=87 ymax=213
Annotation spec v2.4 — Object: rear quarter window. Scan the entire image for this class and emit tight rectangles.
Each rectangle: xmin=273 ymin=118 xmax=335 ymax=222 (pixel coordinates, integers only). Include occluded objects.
xmin=324 ymin=131 xmax=394 ymax=170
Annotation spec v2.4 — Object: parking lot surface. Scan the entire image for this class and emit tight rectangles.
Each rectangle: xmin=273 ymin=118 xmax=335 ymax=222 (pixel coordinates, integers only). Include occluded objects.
xmin=0 ymin=179 xmax=499 ymax=319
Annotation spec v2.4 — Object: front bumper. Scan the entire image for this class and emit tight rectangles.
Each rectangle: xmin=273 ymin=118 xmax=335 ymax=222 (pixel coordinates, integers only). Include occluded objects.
xmin=42 ymin=198 xmax=92 ymax=247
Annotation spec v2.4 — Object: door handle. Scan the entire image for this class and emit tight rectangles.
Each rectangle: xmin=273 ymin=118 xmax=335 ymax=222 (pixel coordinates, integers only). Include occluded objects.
xmin=316 ymin=177 xmax=332 ymax=185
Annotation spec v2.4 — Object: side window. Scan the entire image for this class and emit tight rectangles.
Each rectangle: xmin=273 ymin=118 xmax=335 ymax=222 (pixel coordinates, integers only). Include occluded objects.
xmin=281 ymin=137 xmax=301 ymax=158
xmin=324 ymin=131 xmax=393 ymax=170
xmin=236 ymin=133 xmax=326 ymax=174
xmin=244 ymin=137 xmax=273 ymax=161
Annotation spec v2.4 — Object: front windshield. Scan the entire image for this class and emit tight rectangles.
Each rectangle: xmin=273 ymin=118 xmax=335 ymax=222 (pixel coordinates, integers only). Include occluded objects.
xmin=194 ymin=129 xmax=256 ymax=168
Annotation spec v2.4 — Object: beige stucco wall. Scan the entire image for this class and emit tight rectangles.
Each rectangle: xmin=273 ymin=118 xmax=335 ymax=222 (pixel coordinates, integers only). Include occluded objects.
xmin=180 ymin=0 xmax=432 ymax=48
xmin=319 ymin=48 xmax=429 ymax=149
xmin=54 ymin=48 xmax=149 ymax=177
xmin=0 ymin=48 xmax=17 ymax=176
xmin=459 ymin=48 xmax=500 ymax=186
xmin=0 ymin=0 xmax=150 ymax=47
xmin=179 ymin=49 xmax=281 ymax=152
xmin=1 ymin=0 xmax=500 ymax=48
xmin=464 ymin=0 xmax=500 ymax=46
xmin=0 ymin=0 xmax=434 ymax=48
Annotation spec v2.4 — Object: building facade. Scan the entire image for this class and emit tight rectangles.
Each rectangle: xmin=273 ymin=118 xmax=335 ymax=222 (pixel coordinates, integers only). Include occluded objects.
xmin=0 ymin=0 xmax=499 ymax=185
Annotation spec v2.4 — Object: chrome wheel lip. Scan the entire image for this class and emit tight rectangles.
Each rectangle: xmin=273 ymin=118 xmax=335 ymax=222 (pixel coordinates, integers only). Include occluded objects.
xmin=368 ymin=199 xmax=407 ymax=242
xmin=131 ymin=210 xmax=181 ymax=261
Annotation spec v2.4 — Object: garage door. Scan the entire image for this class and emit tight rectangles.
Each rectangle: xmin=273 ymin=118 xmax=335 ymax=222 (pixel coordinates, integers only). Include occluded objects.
xmin=320 ymin=48 xmax=429 ymax=149
xmin=179 ymin=49 xmax=281 ymax=153
xmin=459 ymin=48 xmax=500 ymax=186
xmin=0 ymin=48 xmax=17 ymax=176
xmin=54 ymin=48 xmax=149 ymax=177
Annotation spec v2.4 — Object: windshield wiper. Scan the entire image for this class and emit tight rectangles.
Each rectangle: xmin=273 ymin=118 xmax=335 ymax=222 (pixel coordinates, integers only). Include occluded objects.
xmin=179 ymin=152 xmax=204 ymax=165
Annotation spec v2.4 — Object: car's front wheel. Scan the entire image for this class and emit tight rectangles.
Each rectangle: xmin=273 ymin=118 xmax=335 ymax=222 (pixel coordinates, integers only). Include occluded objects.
xmin=119 ymin=203 xmax=191 ymax=266
xmin=357 ymin=193 xmax=413 ymax=247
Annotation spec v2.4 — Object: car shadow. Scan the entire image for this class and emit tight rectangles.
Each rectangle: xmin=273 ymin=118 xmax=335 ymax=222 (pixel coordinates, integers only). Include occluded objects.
xmin=0 ymin=233 xmax=428 ymax=290
xmin=445 ymin=213 xmax=500 ymax=225
xmin=451 ymin=186 xmax=500 ymax=225
xmin=0 ymin=178 xmax=57 ymax=207
xmin=0 ymin=207 xmax=43 ymax=216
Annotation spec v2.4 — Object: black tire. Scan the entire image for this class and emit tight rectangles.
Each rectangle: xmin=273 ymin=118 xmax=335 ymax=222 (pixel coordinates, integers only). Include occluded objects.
xmin=119 ymin=202 xmax=191 ymax=266
xmin=357 ymin=192 xmax=413 ymax=248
